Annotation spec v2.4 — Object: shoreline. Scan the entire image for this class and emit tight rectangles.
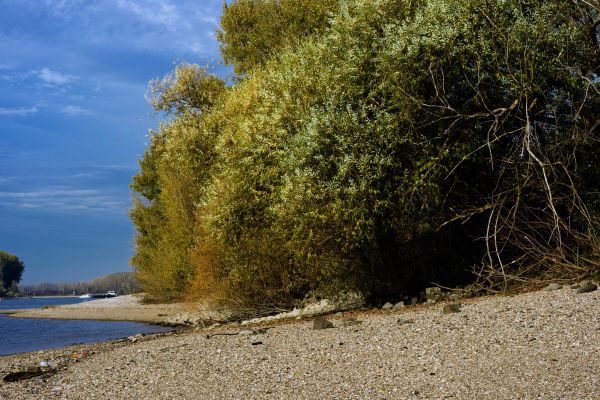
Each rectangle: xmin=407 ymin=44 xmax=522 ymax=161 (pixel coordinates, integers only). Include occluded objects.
xmin=2 ymin=295 xmax=204 ymax=325
xmin=0 ymin=284 xmax=598 ymax=399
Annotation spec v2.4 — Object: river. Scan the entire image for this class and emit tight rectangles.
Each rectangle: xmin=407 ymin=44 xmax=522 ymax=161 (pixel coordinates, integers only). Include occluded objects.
xmin=0 ymin=297 xmax=171 ymax=356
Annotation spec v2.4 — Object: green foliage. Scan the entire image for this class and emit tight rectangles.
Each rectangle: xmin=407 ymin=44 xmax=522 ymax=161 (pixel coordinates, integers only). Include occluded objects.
xmin=217 ymin=0 xmax=338 ymax=75
xmin=0 ymin=251 xmax=24 ymax=296
xmin=147 ymin=63 xmax=226 ymax=115
xmin=131 ymin=63 xmax=225 ymax=300
xmin=132 ymin=0 xmax=600 ymax=304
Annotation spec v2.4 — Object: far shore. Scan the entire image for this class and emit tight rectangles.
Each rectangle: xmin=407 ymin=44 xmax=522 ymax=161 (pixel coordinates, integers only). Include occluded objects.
xmin=2 ymin=295 xmax=195 ymax=325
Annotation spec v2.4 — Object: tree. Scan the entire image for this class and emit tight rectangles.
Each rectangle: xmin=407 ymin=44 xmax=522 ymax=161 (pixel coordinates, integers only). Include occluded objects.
xmin=0 ymin=251 xmax=25 ymax=296
xmin=217 ymin=0 xmax=338 ymax=75
xmin=131 ymin=64 xmax=225 ymax=300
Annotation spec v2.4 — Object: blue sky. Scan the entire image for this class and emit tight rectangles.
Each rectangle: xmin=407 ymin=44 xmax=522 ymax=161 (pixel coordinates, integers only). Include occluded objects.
xmin=0 ymin=0 xmax=230 ymax=284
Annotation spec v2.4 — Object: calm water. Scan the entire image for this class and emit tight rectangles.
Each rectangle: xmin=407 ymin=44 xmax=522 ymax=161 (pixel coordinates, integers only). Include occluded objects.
xmin=0 ymin=297 xmax=171 ymax=356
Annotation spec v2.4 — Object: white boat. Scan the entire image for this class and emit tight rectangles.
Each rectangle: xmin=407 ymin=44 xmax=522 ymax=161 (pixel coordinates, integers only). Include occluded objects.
xmin=79 ymin=293 xmax=91 ymax=299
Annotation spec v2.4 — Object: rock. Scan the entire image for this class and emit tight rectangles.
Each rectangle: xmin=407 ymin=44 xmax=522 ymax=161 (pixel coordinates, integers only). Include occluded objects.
xmin=576 ymin=282 xmax=597 ymax=294
xmin=410 ymin=297 xmax=419 ymax=305
xmin=381 ymin=302 xmax=394 ymax=310
xmin=425 ymin=287 xmax=442 ymax=297
xmin=39 ymin=361 xmax=49 ymax=368
xmin=313 ymin=316 xmax=334 ymax=330
xmin=543 ymin=283 xmax=562 ymax=291
xmin=448 ymin=294 xmax=461 ymax=302
xmin=334 ymin=312 xmax=343 ymax=317
xmin=127 ymin=333 xmax=144 ymax=343
xmin=3 ymin=367 xmax=48 ymax=382
xmin=393 ymin=301 xmax=405 ymax=310
xmin=442 ymin=303 xmax=461 ymax=314
xmin=341 ymin=317 xmax=363 ymax=327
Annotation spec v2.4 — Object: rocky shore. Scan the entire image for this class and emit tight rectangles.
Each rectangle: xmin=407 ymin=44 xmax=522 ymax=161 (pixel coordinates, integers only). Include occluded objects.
xmin=0 ymin=282 xmax=598 ymax=399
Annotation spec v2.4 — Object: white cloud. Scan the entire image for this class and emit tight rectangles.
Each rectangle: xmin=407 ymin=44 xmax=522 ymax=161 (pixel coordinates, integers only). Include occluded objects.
xmin=0 ymin=187 xmax=127 ymax=214
xmin=116 ymin=0 xmax=178 ymax=26
xmin=0 ymin=105 xmax=39 ymax=117
xmin=37 ymin=67 xmax=79 ymax=86
xmin=62 ymin=105 xmax=94 ymax=116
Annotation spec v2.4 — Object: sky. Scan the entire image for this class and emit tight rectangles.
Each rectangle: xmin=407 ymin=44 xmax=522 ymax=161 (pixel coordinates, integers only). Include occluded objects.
xmin=0 ymin=0 xmax=230 ymax=284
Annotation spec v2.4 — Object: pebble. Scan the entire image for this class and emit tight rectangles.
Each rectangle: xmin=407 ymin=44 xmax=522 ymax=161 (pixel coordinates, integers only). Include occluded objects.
xmin=341 ymin=317 xmax=362 ymax=327
xmin=381 ymin=302 xmax=393 ymax=310
xmin=313 ymin=316 xmax=334 ymax=330
xmin=543 ymin=283 xmax=562 ymax=291
xmin=443 ymin=303 xmax=461 ymax=314
xmin=576 ymin=282 xmax=597 ymax=294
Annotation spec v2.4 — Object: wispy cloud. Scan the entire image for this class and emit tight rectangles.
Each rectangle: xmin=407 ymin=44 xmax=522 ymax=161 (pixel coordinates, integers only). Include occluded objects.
xmin=0 ymin=105 xmax=40 ymax=116
xmin=116 ymin=0 xmax=178 ymax=26
xmin=0 ymin=187 xmax=128 ymax=214
xmin=36 ymin=67 xmax=79 ymax=86
xmin=61 ymin=105 xmax=94 ymax=116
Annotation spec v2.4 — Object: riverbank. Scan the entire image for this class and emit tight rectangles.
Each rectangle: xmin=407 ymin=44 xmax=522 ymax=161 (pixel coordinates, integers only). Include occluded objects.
xmin=3 ymin=294 xmax=229 ymax=325
xmin=1 ymin=283 xmax=598 ymax=399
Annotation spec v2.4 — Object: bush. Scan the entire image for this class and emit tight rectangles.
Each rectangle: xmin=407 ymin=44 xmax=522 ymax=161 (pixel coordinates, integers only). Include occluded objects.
xmin=131 ymin=0 xmax=600 ymax=305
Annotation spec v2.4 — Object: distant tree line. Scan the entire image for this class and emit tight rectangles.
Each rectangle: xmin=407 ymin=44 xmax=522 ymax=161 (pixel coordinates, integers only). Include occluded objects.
xmin=20 ymin=272 xmax=140 ymax=296
xmin=0 ymin=251 xmax=24 ymax=297
xmin=131 ymin=0 xmax=600 ymax=306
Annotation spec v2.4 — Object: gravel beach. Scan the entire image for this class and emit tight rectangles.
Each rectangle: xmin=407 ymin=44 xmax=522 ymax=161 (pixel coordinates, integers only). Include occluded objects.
xmin=1 ymin=284 xmax=598 ymax=399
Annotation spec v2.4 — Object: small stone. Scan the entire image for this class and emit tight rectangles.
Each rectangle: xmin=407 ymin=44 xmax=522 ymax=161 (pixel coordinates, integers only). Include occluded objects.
xmin=443 ymin=303 xmax=461 ymax=314
xmin=393 ymin=301 xmax=405 ymax=310
xmin=334 ymin=312 xmax=343 ymax=317
xmin=543 ymin=283 xmax=562 ymax=291
xmin=341 ymin=317 xmax=362 ymax=327
xmin=313 ymin=316 xmax=334 ymax=330
xmin=382 ymin=302 xmax=394 ymax=310
xmin=410 ymin=297 xmax=419 ymax=305
xmin=576 ymin=282 xmax=597 ymax=294
xmin=250 ymin=339 xmax=263 ymax=346
xmin=127 ymin=333 xmax=144 ymax=343
xmin=425 ymin=287 xmax=442 ymax=297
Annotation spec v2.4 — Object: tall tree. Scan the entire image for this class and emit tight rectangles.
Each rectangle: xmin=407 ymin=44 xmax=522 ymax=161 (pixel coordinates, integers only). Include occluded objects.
xmin=0 ymin=251 xmax=24 ymax=295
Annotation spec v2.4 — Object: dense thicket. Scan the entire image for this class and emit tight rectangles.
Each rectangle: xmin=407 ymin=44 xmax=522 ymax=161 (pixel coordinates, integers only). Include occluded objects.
xmin=131 ymin=0 xmax=600 ymax=306
xmin=0 ymin=251 xmax=24 ymax=297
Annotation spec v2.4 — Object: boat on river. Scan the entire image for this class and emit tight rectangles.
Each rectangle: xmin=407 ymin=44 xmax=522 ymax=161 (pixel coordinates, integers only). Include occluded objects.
xmin=79 ymin=291 xmax=117 ymax=299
